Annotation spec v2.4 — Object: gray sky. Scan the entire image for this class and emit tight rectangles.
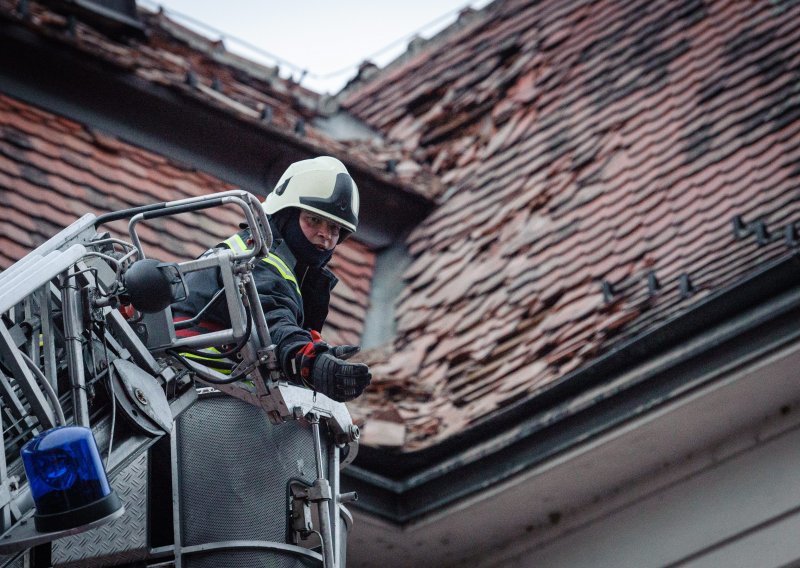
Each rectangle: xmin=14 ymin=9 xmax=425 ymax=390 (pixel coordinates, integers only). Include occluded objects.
xmin=139 ymin=0 xmax=493 ymax=94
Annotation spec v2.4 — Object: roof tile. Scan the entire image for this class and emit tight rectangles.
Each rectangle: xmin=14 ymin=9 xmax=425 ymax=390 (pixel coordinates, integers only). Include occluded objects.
xmin=0 ymin=91 xmax=375 ymax=347
xmin=346 ymin=0 xmax=800 ymax=449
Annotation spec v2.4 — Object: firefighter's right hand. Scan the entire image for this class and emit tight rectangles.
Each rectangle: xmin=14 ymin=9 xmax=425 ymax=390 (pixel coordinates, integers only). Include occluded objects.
xmin=311 ymin=351 xmax=371 ymax=402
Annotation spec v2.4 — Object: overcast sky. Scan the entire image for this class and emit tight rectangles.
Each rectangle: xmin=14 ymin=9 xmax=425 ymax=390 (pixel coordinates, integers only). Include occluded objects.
xmin=139 ymin=0 xmax=493 ymax=94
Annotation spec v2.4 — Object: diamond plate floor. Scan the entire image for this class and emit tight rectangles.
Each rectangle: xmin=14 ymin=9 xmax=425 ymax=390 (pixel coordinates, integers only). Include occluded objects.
xmin=52 ymin=452 xmax=149 ymax=567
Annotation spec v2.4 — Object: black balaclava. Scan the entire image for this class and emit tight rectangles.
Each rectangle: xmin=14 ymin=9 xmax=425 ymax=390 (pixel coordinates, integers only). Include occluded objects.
xmin=272 ymin=208 xmax=334 ymax=268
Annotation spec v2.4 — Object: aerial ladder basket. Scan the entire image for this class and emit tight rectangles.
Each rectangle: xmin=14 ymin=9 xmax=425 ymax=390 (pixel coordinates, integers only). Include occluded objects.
xmin=0 ymin=191 xmax=358 ymax=568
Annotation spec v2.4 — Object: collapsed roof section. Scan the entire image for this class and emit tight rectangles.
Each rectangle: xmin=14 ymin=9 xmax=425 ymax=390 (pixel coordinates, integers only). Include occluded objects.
xmin=340 ymin=0 xmax=800 ymax=451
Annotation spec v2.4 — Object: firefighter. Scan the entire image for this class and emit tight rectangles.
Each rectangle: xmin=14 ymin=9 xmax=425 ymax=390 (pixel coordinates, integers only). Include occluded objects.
xmin=172 ymin=156 xmax=371 ymax=402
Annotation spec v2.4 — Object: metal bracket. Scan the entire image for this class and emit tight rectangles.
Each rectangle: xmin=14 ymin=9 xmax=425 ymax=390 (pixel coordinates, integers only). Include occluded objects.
xmin=262 ymin=382 xmax=359 ymax=443
xmin=0 ymin=477 xmax=19 ymax=511
xmin=306 ymin=479 xmax=332 ymax=502
xmin=289 ymin=482 xmax=314 ymax=541
xmin=110 ymin=359 xmax=173 ymax=435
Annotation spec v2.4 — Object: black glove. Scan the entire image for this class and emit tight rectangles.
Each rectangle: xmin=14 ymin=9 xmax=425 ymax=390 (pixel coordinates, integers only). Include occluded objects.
xmin=310 ymin=350 xmax=371 ymax=402
xmin=294 ymin=337 xmax=370 ymax=402
xmin=328 ymin=344 xmax=361 ymax=360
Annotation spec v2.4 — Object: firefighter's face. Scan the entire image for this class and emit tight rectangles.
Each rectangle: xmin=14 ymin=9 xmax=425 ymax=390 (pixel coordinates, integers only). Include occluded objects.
xmin=299 ymin=210 xmax=340 ymax=251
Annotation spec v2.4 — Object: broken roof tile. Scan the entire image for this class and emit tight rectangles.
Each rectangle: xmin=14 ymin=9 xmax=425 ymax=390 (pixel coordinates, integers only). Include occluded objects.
xmin=0 ymin=0 xmax=441 ymax=201
xmin=346 ymin=0 xmax=800 ymax=449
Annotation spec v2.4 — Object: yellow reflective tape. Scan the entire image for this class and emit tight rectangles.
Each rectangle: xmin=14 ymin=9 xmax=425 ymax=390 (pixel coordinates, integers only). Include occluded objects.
xmin=262 ymin=253 xmax=301 ymax=296
xmin=180 ymin=348 xmax=232 ymax=375
xmin=263 ymin=252 xmax=292 ymax=278
xmin=224 ymin=234 xmax=250 ymax=253
xmin=223 ymin=235 xmax=300 ymax=295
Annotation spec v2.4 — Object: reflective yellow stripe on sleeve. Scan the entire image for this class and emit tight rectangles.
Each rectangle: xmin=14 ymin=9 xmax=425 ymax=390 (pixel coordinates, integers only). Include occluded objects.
xmin=262 ymin=254 xmax=301 ymax=295
xmin=225 ymin=234 xmax=250 ymax=253
xmin=181 ymin=347 xmax=233 ymax=375
xmin=223 ymin=235 xmax=300 ymax=296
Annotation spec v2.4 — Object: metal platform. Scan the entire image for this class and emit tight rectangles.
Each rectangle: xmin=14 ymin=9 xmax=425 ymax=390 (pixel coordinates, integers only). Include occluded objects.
xmin=0 ymin=191 xmax=358 ymax=567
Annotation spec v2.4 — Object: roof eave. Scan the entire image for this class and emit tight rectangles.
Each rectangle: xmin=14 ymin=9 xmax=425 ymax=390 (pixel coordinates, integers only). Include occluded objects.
xmin=343 ymin=251 xmax=800 ymax=524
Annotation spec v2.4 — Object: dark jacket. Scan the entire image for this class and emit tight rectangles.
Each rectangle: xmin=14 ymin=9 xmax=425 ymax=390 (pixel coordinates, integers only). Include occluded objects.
xmin=171 ymin=224 xmax=338 ymax=376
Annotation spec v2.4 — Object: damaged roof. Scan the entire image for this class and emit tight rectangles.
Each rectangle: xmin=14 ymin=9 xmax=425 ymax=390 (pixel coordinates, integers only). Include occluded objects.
xmin=2 ymin=0 xmax=800 ymax=456
xmin=342 ymin=0 xmax=800 ymax=450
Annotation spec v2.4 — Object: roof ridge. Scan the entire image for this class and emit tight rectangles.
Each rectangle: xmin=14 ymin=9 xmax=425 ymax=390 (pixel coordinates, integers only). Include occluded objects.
xmin=337 ymin=3 xmax=494 ymax=98
xmin=140 ymin=6 xmax=320 ymax=104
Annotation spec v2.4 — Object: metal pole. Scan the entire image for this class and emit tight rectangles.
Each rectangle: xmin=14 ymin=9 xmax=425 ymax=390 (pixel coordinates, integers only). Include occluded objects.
xmin=0 ymin=409 xmax=9 ymax=533
xmin=170 ymin=425 xmax=183 ymax=568
xmin=38 ymin=284 xmax=58 ymax=393
xmin=309 ymin=414 xmax=336 ymax=568
xmin=62 ymin=267 xmax=90 ymax=427
xmin=330 ymin=441 xmax=342 ymax=568
xmin=243 ymin=275 xmax=272 ymax=348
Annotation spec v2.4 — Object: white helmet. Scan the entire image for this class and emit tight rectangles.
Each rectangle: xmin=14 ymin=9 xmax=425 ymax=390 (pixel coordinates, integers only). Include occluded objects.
xmin=263 ymin=156 xmax=359 ymax=239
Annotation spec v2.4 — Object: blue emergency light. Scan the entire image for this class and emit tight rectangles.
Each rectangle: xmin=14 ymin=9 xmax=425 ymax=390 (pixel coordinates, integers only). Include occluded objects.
xmin=21 ymin=426 xmax=122 ymax=533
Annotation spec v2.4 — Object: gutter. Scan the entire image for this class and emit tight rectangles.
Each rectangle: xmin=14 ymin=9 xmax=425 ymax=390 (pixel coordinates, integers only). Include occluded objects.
xmin=342 ymin=251 xmax=800 ymax=524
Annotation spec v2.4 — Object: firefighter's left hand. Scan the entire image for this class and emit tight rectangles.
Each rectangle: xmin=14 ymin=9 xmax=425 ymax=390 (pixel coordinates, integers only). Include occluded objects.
xmin=295 ymin=330 xmax=359 ymax=378
xmin=310 ymin=351 xmax=371 ymax=402
xmin=293 ymin=337 xmax=370 ymax=401
xmin=329 ymin=344 xmax=360 ymax=360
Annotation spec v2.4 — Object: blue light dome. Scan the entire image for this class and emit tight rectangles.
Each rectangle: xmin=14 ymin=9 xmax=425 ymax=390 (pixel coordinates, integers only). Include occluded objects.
xmin=21 ymin=426 xmax=122 ymax=532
